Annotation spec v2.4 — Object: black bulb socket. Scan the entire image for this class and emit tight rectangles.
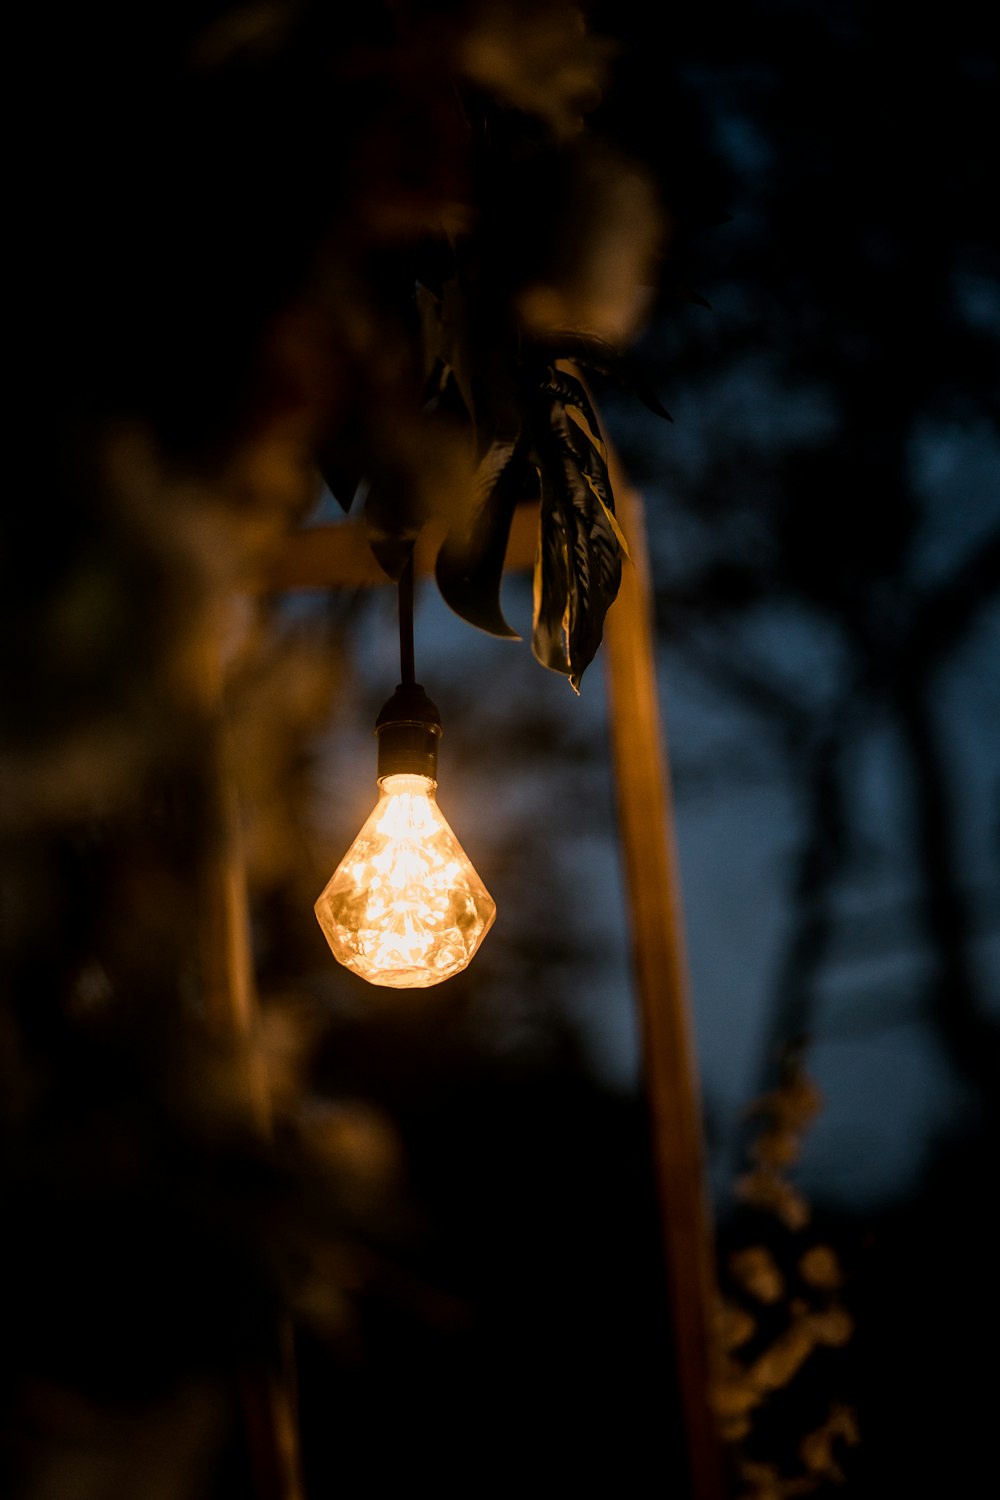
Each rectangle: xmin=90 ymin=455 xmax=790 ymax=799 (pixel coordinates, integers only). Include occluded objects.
xmin=375 ymin=683 xmax=442 ymax=780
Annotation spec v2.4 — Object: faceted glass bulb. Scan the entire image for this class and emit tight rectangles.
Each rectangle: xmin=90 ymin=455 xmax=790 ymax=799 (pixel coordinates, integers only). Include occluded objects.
xmin=315 ymin=773 xmax=496 ymax=989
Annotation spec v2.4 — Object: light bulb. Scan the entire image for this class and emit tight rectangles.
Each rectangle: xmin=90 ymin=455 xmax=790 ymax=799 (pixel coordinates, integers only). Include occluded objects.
xmin=315 ymin=683 xmax=495 ymax=989
xmin=315 ymin=773 xmax=495 ymax=988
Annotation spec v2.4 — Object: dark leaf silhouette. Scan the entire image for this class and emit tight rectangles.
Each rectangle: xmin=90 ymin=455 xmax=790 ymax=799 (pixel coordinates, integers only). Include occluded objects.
xmin=530 ymin=365 xmax=625 ymax=691
xmin=435 ymin=438 xmax=529 ymax=639
xmin=430 ymin=353 xmax=628 ymax=688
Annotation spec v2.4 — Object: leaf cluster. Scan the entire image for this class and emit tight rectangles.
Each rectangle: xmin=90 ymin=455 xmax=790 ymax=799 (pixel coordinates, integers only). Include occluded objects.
xmin=309 ymin=11 xmax=670 ymax=690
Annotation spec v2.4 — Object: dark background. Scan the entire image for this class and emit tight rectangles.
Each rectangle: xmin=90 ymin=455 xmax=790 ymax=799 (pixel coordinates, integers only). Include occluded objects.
xmin=3 ymin=3 xmax=997 ymax=1498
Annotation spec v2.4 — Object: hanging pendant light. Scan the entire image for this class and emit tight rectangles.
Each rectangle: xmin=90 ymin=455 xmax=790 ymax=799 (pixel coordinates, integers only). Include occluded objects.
xmin=315 ymin=555 xmax=496 ymax=988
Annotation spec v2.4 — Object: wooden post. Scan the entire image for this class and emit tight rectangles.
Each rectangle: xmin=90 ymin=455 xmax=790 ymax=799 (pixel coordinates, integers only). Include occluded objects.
xmin=603 ymin=481 xmax=726 ymax=1500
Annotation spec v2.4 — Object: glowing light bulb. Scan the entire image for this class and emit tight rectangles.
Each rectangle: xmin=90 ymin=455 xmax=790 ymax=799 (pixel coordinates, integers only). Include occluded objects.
xmin=315 ymin=684 xmax=496 ymax=988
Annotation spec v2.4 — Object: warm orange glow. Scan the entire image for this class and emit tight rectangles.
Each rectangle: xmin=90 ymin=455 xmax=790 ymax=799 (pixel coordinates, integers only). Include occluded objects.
xmin=315 ymin=774 xmax=495 ymax=988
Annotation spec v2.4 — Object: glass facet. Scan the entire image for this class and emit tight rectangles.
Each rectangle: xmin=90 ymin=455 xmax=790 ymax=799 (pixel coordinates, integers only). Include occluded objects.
xmin=315 ymin=774 xmax=496 ymax=988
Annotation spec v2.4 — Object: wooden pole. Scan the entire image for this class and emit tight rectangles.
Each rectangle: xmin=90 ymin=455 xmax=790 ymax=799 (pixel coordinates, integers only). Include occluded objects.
xmin=603 ymin=480 xmax=726 ymax=1500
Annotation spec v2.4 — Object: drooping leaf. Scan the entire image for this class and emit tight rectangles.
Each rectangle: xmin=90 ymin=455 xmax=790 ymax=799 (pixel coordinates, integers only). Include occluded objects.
xmin=529 ymin=370 xmax=624 ymax=691
xmin=532 ymin=468 xmax=572 ymax=677
xmin=561 ymin=410 xmax=631 ymax=561
xmin=544 ymin=365 xmax=632 ymax=559
xmin=538 ymin=360 xmax=606 ymax=440
xmin=435 ymin=438 xmax=528 ymax=639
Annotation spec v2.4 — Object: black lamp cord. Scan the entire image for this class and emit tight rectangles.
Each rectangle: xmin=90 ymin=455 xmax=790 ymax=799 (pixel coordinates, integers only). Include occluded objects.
xmin=398 ymin=550 xmax=416 ymax=687
xmin=376 ymin=548 xmax=441 ymax=779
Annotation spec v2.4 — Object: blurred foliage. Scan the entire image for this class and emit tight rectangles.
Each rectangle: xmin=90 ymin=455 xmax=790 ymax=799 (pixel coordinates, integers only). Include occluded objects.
xmin=712 ymin=1051 xmax=859 ymax=1497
